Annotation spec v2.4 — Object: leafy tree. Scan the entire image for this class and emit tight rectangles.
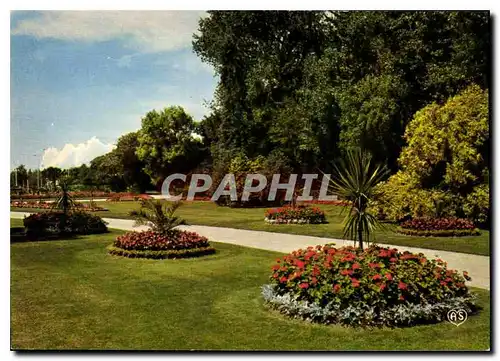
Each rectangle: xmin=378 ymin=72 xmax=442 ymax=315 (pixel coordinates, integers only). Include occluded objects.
xmin=113 ymin=131 xmax=152 ymax=193
xmin=42 ymin=167 xmax=63 ymax=190
xmin=136 ymin=106 xmax=204 ymax=185
xmin=328 ymin=149 xmax=389 ymax=250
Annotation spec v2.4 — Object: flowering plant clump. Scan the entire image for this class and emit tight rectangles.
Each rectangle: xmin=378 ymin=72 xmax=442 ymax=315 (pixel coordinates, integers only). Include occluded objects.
xmin=108 ymin=230 xmax=216 ymax=259
xmin=263 ymin=244 xmax=477 ymax=327
xmin=397 ymin=217 xmax=480 ymax=237
xmin=106 ymin=193 xmax=152 ymax=202
xmin=265 ymin=205 xmax=327 ymax=224
xmin=11 ymin=200 xmax=107 ymax=211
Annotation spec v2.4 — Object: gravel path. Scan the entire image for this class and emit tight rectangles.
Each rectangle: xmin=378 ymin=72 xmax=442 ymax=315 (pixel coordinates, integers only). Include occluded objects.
xmin=11 ymin=211 xmax=490 ymax=290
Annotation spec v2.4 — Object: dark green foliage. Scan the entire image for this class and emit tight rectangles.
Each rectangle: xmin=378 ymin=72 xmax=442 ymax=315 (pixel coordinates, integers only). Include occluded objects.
xmin=23 ymin=211 xmax=108 ymax=239
xmin=193 ymin=11 xmax=489 ymax=171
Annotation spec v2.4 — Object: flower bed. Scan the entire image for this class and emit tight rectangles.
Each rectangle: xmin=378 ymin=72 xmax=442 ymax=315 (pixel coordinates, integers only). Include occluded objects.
xmin=263 ymin=244 xmax=477 ymax=327
xmin=397 ymin=217 xmax=480 ymax=237
xmin=23 ymin=211 xmax=108 ymax=239
xmin=106 ymin=193 xmax=153 ymax=202
xmin=11 ymin=200 xmax=108 ymax=212
xmin=108 ymin=230 xmax=216 ymax=259
xmin=265 ymin=205 xmax=327 ymax=224
xmin=11 ymin=190 xmax=112 ymax=200
xmin=300 ymin=200 xmax=351 ymax=206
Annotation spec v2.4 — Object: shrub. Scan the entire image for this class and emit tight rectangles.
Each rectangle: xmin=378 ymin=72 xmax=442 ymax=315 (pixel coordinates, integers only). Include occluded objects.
xmin=109 ymin=230 xmax=215 ymax=259
xmin=263 ymin=244 xmax=477 ymax=327
xmin=24 ymin=211 xmax=108 ymax=239
xmin=265 ymin=205 xmax=327 ymax=224
xmin=373 ymin=85 xmax=489 ymax=223
xmin=397 ymin=217 xmax=480 ymax=237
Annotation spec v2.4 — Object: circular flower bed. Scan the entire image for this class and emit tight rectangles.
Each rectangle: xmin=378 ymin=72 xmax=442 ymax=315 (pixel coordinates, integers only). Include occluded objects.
xmin=265 ymin=205 xmax=327 ymax=224
xmin=262 ymin=244 xmax=477 ymax=327
xmin=108 ymin=230 xmax=216 ymax=259
xmin=397 ymin=217 xmax=480 ymax=237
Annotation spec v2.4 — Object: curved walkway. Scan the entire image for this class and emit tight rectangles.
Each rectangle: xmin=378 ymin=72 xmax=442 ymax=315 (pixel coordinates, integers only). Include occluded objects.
xmin=11 ymin=211 xmax=490 ymax=290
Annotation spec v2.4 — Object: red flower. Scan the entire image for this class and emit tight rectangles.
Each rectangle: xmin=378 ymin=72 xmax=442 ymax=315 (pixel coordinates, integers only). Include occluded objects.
xmin=352 ymin=263 xmax=361 ymax=270
xmin=389 ymin=257 xmax=398 ymax=263
xmin=440 ymin=281 xmax=447 ymax=286
xmin=311 ymin=277 xmax=318 ymax=284
xmin=368 ymin=262 xmax=380 ymax=269
xmin=333 ymin=284 xmax=341 ymax=293
xmin=279 ymin=276 xmax=288 ymax=283
xmin=312 ymin=266 xmax=321 ymax=276
xmin=398 ymin=281 xmax=407 ymax=290
xmin=295 ymin=260 xmax=305 ymax=269
xmin=272 ymin=265 xmax=280 ymax=271
xmin=399 ymin=295 xmax=405 ymax=301
xmin=372 ymin=274 xmax=382 ymax=281
xmin=379 ymin=283 xmax=386 ymax=291
xmin=351 ymin=278 xmax=360 ymax=287
xmin=299 ymin=283 xmax=309 ymax=289
xmin=341 ymin=269 xmax=353 ymax=276
xmin=272 ymin=273 xmax=279 ymax=279
xmin=385 ymin=273 xmax=393 ymax=281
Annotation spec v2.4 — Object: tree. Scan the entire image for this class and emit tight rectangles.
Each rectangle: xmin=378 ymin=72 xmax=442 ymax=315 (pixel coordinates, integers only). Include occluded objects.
xmin=193 ymin=11 xmax=331 ymax=167
xmin=136 ymin=106 xmax=204 ymax=185
xmin=374 ymin=84 xmax=489 ymax=224
xmin=328 ymin=149 xmax=389 ymax=250
xmin=113 ymin=131 xmax=151 ymax=193
xmin=42 ymin=167 xmax=63 ymax=190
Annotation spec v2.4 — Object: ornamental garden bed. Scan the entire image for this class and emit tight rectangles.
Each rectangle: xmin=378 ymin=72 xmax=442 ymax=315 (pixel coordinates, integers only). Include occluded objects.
xmin=11 ymin=200 xmax=108 ymax=212
xmin=19 ymin=211 xmax=108 ymax=241
xmin=265 ymin=205 xmax=327 ymax=224
xmin=106 ymin=193 xmax=152 ymax=202
xmin=108 ymin=230 xmax=216 ymax=259
xmin=263 ymin=244 xmax=477 ymax=328
xmin=396 ymin=217 xmax=480 ymax=237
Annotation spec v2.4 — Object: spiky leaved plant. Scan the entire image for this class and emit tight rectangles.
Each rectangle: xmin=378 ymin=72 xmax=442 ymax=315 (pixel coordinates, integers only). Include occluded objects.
xmin=52 ymin=179 xmax=76 ymax=215
xmin=327 ymin=149 xmax=389 ymax=250
xmin=129 ymin=199 xmax=186 ymax=236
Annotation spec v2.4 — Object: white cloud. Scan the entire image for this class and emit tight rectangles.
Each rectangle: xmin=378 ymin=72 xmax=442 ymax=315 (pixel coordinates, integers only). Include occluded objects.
xmin=41 ymin=136 xmax=115 ymax=169
xmin=11 ymin=11 xmax=207 ymax=53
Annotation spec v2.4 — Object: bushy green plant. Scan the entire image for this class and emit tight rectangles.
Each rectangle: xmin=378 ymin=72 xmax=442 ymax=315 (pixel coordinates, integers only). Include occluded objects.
xmin=375 ymin=85 xmax=489 ymax=224
xmin=263 ymin=244 xmax=477 ymax=327
xmin=129 ymin=199 xmax=186 ymax=235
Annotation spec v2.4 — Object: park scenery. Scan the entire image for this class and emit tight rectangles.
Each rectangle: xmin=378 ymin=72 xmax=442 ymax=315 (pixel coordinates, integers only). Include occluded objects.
xmin=10 ymin=11 xmax=490 ymax=351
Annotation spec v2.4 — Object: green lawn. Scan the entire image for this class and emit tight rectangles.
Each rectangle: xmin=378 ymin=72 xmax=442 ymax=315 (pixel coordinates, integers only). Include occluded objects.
xmin=10 ymin=227 xmax=490 ymax=350
xmin=11 ymin=201 xmax=490 ymax=255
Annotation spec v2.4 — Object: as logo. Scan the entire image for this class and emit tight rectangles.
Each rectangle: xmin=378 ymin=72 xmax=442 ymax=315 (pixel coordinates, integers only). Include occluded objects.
xmin=447 ymin=309 xmax=468 ymax=326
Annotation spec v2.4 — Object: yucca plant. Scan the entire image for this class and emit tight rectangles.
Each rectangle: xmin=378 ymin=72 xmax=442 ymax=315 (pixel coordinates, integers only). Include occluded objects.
xmin=51 ymin=179 xmax=76 ymax=215
xmin=129 ymin=199 xmax=186 ymax=236
xmin=327 ymin=149 xmax=389 ymax=250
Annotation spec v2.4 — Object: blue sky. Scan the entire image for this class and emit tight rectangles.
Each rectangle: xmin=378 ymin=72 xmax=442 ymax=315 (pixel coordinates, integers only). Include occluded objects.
xmin=10 ymin=11 xmax=217 ymax=169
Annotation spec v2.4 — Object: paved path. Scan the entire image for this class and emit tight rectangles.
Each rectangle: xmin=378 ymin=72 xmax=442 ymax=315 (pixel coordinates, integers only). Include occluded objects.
xmin=11 ymin=211 xmax=490 ymax=290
